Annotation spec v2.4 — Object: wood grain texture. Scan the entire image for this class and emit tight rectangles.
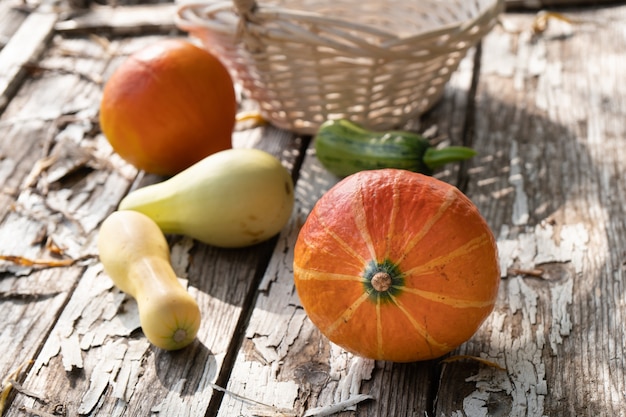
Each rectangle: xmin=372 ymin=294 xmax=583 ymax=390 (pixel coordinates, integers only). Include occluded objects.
xmin=0 ymin=28 xmax=305 ymax=417
xmin=0 ymin=2 xmax=624 ymax=417
xmin=216 ymin=4 xmax=626 ymax=417
xmin=215 ymin=54 xmax=479 ymax=416
xmin=436 ymin=7 xmax=626 ymax=417
xmin=0 ymin=11 xmax=57 ymax=113
xmin=54 ymin=3 xmax=179 ymax=35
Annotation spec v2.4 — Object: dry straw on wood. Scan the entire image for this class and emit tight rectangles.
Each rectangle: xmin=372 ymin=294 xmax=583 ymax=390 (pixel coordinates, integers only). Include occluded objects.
xmin=176 ymin=0 xmax=504 ymax=134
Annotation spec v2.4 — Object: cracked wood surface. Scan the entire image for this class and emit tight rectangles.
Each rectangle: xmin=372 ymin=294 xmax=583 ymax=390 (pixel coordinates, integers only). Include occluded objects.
xmin=0 ymin=2 xmax=625 ymax=417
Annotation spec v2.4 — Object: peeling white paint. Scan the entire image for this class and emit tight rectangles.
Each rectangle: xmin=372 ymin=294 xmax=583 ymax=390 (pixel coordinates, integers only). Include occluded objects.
xmin=0 ymin=157 xmax=17 ymax=189
xmin=60 ymin=333 xmax=83 ymax=371
xmin=481 ymin=31 xmax=516 ymax=78
xmin=548 ymin=279 xmax=574 ymax=354
xmin=78 ymin=340 xmax=129 ymax=414
xmin=461 ymin=217 xmax=588 ymax=417
xmin=509 ymin=276 xmax=540 ymax=323
xmin=150 ymin=364 xmax=217 ymax=417
xmin=217 ymin=357 xmax=301 ymax=417
xmin=328 ymin=346 xmax=375 ymax=408
xmin=462 ymin=389 xmax=490 ymax=417
xmin=514 ymin=30 xmax=548 ymax=91
xmin=508 ymin=142 xmax=529 ymax=226
xmin=170 ymin=236 xmax=195 ymax=278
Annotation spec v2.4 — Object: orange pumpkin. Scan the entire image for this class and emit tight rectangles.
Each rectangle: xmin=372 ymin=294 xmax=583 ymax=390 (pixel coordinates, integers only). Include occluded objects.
xmin=99 ymin=39 xmax=236 ymax=176
xmin=293 ymin=169 xmax=500 ymax=362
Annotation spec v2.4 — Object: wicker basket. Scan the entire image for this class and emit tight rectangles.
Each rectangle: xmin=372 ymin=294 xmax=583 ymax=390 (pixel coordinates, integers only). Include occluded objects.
xmin=175 ymin=0 xmax=504 ymax=134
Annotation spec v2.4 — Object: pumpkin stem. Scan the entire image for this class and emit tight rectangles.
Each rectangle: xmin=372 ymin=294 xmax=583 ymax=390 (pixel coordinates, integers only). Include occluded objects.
xmin=371 ymin=272 xmax=392 ymax=292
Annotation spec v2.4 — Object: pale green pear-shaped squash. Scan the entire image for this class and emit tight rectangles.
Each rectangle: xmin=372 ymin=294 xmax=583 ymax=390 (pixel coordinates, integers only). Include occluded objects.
xmin=118 ymin=148 xmax=295 ymax=248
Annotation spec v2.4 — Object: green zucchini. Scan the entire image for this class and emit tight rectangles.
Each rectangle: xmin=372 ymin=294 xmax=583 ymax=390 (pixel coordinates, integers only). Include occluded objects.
xmin=314 ymin=119 xmax=477 ymax=177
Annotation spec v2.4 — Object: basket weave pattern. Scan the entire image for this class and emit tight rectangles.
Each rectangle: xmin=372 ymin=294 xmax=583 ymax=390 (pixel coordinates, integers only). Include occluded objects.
xmin=176 ymin=0 xmax=504 ymax=134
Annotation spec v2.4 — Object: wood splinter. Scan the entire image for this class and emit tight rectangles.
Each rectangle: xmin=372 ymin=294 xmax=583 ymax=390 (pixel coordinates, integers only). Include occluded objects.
xmin=507 ymin=267 xmax=545 ymax=278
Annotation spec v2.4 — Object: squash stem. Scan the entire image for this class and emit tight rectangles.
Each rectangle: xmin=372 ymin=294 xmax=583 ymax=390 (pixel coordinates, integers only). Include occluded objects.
xmin=173 ymin=328 xmax=188 ymax=344
xmin=422 ymin=146 xmax=477 ymax=170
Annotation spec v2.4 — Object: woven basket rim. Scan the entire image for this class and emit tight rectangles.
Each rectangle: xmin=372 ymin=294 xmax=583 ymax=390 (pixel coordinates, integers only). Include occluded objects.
xmin=176 ymin=0 xmax=504 ymax=47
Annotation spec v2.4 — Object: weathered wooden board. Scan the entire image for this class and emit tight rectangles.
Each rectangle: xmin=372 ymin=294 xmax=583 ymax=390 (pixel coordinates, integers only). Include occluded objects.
xmin=55 ymin=3 xmax=179 ymax=35
xmin=0 ymin=2 xmax=625 ymax=417
xmin=0 ymin=29 xmax=111 ymax=394
xmin=450 ymin=7 xmax=626 ymax=416
xmin=0 ymin=1 xmax=29 ymax=48
xmin=213 ymin=45 xmax=479 ymax=417
xmin=216 ymin=4 xmax=626 ymax=417
xmin=0 ymin=11 xmax=57 ymax=113
xmin=0 ymin=28 xmax=305 ymax=417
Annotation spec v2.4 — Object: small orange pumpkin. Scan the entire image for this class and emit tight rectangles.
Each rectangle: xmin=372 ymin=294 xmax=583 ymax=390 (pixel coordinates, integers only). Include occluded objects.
xmin=293 ymin=169 xmax=500 ymax=362
xmin=99 ymin=39 xmax=236 ymax=176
